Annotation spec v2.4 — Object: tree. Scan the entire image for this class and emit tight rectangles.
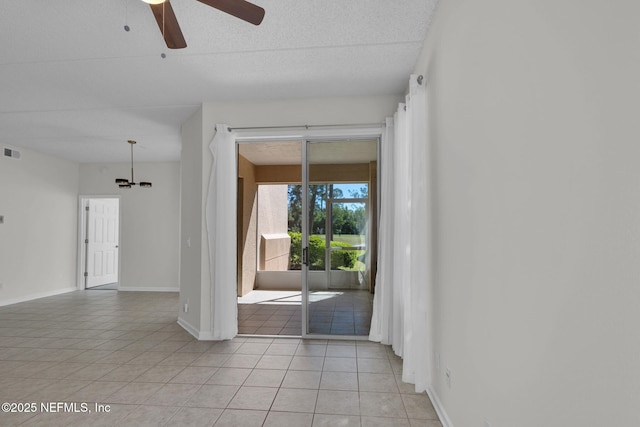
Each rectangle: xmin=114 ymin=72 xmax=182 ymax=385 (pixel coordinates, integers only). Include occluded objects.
xmin=288 ymin=185 xmax=302 ymax=232
xmin=308 ymin=184 xmax=326 ymax=234
xmin=348 ymin=185 xmax=368 ymax=198
xmin=288 ymin=184 xmax=327 ymax=233
xmin=332 ymin=204 xmax=366 ymax=236
xmin=288 ymin=184 xmax=367 ymax=235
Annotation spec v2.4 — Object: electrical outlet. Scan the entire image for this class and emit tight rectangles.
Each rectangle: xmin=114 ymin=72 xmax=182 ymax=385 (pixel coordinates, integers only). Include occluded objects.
xmin=445 ymin=368 xmax=452 ymax=388
xmin=183 ymin=299 xmax=189 ymax=313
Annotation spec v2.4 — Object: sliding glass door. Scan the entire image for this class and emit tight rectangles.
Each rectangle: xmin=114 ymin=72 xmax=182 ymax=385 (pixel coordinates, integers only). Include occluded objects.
xmin=302 ymin=139 xmax=378 ymax=337
xmin=235 ymin=137 xmax=378 ymax=338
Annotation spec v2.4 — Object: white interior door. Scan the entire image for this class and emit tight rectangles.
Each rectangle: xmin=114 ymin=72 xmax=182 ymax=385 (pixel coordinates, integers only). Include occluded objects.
xmin=86 ymin=198 xmax=119 ymax=287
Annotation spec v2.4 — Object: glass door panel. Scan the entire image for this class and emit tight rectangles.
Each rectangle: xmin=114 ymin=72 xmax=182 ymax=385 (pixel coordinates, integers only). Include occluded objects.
xmin=304 ymin=140 xmax=377 ymax=337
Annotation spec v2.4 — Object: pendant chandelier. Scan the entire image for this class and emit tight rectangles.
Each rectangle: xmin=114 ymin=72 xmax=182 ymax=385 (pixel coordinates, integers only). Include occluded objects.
xmin=115 ymin=140 xmax=152 ymax=188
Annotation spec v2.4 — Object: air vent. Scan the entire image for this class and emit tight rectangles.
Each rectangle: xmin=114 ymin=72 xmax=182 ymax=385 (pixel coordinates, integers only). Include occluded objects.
xmin=3 ymin=148 xmax=20 ymax=159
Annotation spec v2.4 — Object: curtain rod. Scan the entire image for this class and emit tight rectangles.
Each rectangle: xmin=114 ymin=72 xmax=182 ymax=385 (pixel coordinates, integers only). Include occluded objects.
xmin=222 ymin=122 xmax=384 ymax=132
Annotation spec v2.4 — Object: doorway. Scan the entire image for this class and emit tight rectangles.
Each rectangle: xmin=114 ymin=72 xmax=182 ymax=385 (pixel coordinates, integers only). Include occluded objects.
xmin=78 ymin=197 xmax=120 ymax=290
xmin=235 ymin=138 xmax=378 ymax=338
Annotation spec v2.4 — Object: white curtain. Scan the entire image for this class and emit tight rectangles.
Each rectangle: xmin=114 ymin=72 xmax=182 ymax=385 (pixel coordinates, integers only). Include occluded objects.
xmin=369 ymin=75 xmax=432 ymax=392
xmin=368 ymin=118 xmax=397 ymax=344
xmin=206 ymin=124 xmax=238 ymax=340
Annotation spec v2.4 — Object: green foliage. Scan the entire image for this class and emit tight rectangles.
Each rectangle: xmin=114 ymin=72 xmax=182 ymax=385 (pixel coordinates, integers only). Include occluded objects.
xmin=288 ymin=231 xmax=302 ymax=269
xmin=331 ymin=204 xmax=366 ymax=235
xmin=330 ymin=246 xmax=359 ymax=270
xmin=288 ymin=184 xmax=368 ymax=236
xmin=289 ymin=232 xmax=325 ymax=270
xmin=287 ymin=183 xmax=369 ymax=272
xmin=309 ymin=235 xmax=326 ymax=270
xmin=288 ymin=232 xmax=360 ymax=271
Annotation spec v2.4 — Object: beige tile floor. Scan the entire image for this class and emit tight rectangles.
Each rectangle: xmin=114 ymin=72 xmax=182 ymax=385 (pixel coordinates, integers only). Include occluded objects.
xmin=237 ymin=291 xmax=302 ymax=336
xmin=0 ymin=290 xmax=442 ymax=427
xmin=308 ymin=290 xmax=373 ymax=335
xmin=238 ymin=290 xmax=373 ymax=336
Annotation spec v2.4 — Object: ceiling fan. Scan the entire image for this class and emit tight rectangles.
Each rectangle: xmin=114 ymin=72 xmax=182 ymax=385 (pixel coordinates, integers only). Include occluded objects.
xmin=142 ymin=0 xmax=265 ymax=49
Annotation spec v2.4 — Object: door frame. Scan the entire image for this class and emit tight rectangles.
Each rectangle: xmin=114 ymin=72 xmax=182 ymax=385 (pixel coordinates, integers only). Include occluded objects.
xmin=76 ymin=195 xmax=122 ymax=290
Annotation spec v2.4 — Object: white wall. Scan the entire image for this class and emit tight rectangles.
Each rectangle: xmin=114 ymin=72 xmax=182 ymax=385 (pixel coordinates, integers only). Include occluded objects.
xmin=79 ymin=162 xmax=180 ymax=291
xmin=416 ymin=1 xmax=640 ymax=426
xmin=257 ymin=185 xmax=289 ymax=271
xmin=0 ymin=145 xmax=79 ymax=305
xmin=179 ymin=108 xmax=205 ymax=333
xmin=180 ymin=95 xmax=400 ymax=337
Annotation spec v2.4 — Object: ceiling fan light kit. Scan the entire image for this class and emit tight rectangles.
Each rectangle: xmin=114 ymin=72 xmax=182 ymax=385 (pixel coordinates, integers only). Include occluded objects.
xmin=144 ymin=0 xmax=265 ymax=49
xmin=115 ymin=140 xmax=152 ymax=189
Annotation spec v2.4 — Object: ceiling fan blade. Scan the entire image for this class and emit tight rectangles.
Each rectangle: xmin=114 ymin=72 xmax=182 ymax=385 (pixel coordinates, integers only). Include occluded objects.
xmin=197 ymin=0 xmax=265 ymax=25
xmin=150 ymin=1 xmax=187 ymax=49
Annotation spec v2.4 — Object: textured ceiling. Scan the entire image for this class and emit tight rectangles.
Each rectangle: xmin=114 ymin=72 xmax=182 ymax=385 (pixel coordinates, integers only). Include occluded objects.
xmin=0 ymin=0 xmax=437 ymax=163
xmin=239 ymin=141 xmax=302 ymax=165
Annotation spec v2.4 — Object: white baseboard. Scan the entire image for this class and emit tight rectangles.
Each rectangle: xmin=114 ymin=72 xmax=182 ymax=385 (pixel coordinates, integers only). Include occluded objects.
xmin=196 ymin=330 xmax=238 ymax=341
xmin=0 ymin=286 xmax=77 ymax=307
xmin=177 ymin=317 xmax=201 ymax=339
xmin=117 ymin=286 xmax=179 ymax=292
xmin=177 ymin=317 xmax=238 ymax=341
xmin=427 ymin=386 xmax=454 ymax=427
